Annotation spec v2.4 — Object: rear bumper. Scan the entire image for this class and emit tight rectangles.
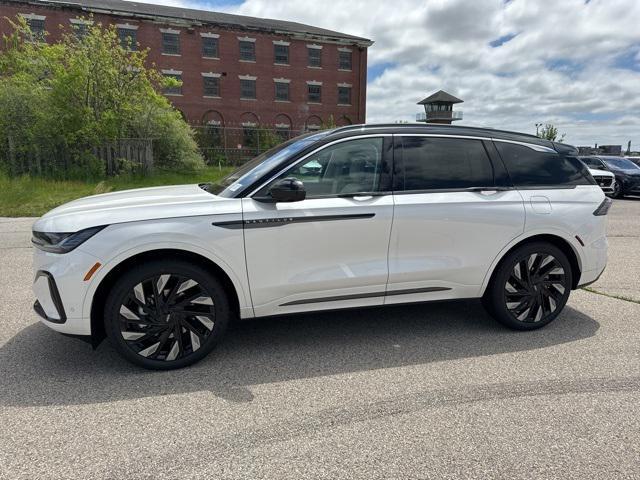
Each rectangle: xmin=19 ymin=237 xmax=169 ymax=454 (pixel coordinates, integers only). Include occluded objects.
xmin=577 ymin=235 xmax=608 ymax=287
xmin=578 ymin=266 xmax=605 ymax=288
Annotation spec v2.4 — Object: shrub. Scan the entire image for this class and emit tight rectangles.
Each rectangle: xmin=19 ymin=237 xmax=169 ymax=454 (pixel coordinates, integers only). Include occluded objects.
xmin=0 ymin=17 xmax=204 ymax=178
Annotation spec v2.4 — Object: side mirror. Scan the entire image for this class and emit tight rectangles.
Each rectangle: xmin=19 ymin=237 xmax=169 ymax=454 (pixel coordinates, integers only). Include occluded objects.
xmin=262 ymin=177 xmax=306 ymax=203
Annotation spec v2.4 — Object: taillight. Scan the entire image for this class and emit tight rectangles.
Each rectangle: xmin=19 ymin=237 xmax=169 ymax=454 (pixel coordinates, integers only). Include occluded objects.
xmin=593 ymin=197 xmax=612 ymax=216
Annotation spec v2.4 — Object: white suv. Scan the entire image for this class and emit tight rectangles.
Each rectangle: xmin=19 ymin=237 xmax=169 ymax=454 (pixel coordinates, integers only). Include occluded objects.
xmin=586 ymin=167 xmax=615 ymax=195
xmin=32 ymin=124 xmax=610 ymax=369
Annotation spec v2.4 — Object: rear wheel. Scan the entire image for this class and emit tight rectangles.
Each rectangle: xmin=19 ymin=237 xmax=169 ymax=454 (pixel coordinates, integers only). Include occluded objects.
xmin=104 ymin=259 xmax=230 ymax=369
xmin=484 ymin=242 xmax=572 ymax=330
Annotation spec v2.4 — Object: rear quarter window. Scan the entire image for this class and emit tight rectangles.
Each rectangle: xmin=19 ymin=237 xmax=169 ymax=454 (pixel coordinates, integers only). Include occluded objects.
xmin=495 ymin=143 xmax=593 ymax=187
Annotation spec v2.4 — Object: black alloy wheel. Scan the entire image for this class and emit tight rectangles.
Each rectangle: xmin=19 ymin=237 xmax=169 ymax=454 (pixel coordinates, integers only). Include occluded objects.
xmin=104 ymin=260 xmax=230 ymax=369
xmin=485 ymin=242 xmax=572 ymax=330
xmin=504 ymin=253 xmax=566 ymax=323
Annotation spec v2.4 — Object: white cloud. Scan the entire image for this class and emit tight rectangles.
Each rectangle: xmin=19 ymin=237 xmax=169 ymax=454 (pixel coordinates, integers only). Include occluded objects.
xmin=131 ymin=0 xmax=640 ymax=146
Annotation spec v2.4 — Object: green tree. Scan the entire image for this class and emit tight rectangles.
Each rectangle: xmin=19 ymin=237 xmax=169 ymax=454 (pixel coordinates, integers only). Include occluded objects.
xmin=0 ymin=17 xmax=204 ymax=178
xmin=536 ymin=123 xmax=566 ymax=143
xmin=322 ymin=115 xmax=337 ymax=130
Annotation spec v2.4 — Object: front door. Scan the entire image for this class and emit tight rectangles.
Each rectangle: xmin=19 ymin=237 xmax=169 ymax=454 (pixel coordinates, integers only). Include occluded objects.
xmin=386 ymin=135 xmax=526 ymax=304
xmin=242 ymin=136 xmax=394 ymax=317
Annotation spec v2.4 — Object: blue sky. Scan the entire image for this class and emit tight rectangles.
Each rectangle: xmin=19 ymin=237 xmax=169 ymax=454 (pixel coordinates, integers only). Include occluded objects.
xmin=135 ymin=0 xmax=640 ymax=146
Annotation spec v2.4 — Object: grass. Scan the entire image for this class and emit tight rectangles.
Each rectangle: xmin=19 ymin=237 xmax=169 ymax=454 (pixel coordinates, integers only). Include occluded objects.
xmin=0 ymin=166 xmax=233 ymax=217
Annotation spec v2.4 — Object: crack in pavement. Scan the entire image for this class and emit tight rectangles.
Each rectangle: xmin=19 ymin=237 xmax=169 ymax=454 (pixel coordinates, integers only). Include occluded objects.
xmin=147 ymin=376 xmax=640 ymax=477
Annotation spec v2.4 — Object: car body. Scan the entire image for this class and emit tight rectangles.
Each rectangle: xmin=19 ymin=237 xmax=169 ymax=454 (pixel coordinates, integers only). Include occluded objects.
xmin=586 ymin=167 xmax=615 ymax=195
xmin=580 ymin=155 xmax=640 ymax=198
xmin=626 ymin=156 xmax=640 ymax=168
xmin=32 ymin=124 xmax=611 ymax=369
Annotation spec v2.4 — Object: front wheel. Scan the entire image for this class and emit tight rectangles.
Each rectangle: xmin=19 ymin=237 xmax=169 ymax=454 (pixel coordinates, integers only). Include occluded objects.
xmin=611 ymin=180 xmax=623 ymax=199
xmin=104 ymin=259 xmax=230 ymax=369
xmin=484 ymin=242 xmax=573 ymax=330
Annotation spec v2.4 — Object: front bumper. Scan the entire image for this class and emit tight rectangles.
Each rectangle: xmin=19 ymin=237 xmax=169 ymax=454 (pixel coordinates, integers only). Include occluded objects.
xmin=33 ymin=271 xmax=66 ymax=323
xmin=592 ymin=175 xmax=614 ymax=193
xmin=32 ymin=248 xmax=101 ymax=336
xmin=620 ymin=177 xmax=640 ymax=195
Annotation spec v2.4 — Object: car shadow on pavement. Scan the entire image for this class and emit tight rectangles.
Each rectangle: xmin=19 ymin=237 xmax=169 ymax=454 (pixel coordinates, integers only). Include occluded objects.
xmin=0 ymin=300 xmax=599 ymax=407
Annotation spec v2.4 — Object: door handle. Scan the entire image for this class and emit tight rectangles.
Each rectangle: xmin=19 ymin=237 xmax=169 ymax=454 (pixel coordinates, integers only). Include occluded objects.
xmin=467 ymin=187 xmax=510 ymax=195
xmin=352 ymin=195 xmax=373 ymax=201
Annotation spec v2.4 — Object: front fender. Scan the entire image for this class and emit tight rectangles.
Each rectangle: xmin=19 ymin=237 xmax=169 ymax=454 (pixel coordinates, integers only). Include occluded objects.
xmin=76 ymin=215 xmax=252 ymax=323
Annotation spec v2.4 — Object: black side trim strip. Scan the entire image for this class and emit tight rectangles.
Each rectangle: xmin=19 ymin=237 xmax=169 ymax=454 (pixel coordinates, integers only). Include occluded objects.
xmin=213 ymin=213 xmax=375 ymax=229
xmin=386 ymin=286 xmax=452 ymax=297
xmin=211 ymin=220 xmax=244 ymax=229
xmin=280 ymin=286 xmax=451 ymax=306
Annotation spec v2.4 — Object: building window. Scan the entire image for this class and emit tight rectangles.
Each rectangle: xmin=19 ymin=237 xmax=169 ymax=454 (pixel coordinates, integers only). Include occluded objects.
xmin=275 ymin=82 xmax=289 ymax=101
xmin=240 ymin=79 xmax=256 ymax=99
xmin=338 ymin=50 xmax=352 ymax=70
xmin=338 ymin=86 xmax=352 ymax=105
xmin=118 ymin=27 xmax=137 ymax=50
xmin=308 ymin=84 xmax=322 ymax=103
xmin=25 ymin=18 xmax=46 ymax=41
xmin=162 ymin=32 xmax=180 ymax=55
xmin=274 ymin=44 xmax=289 ymax=64
xmin=308 ymin=47 xmax=322 ymax=67
xmin=203 ymin=77 xmax=220 ymax=97
xmin=163 ymin=73 xmax=182 ymax=95
xmin=239 ymin=41 xmax=256 ymax=61
xmin=202 ymin=37 xmax=218 ymax=58
xmin=70 ymin=21 xmax=91 ymax=40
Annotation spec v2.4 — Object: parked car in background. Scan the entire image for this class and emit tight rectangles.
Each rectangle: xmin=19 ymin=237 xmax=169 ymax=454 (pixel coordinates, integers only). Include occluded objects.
xmin=626 ymin=156 xmax=640 ymax=168
xmin=31 ymin=124 xmax=610 ymax=369
xmin=582 ymin=164 xmax=615 ymax=196
xmin=580 ymin=156 xmax=640 ymax=198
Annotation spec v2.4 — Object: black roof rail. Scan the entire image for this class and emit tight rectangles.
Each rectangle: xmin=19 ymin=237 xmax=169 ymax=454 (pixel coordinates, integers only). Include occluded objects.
xmin=325 ymin=123 xmax=545 ymax=141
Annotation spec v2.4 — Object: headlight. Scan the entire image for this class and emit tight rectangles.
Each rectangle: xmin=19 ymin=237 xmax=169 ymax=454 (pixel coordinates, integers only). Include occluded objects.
xmin=32 ymin=225 xmax=107 ymax=253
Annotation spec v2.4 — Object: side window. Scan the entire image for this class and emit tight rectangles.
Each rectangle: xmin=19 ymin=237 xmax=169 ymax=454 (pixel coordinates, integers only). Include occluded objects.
xmin=496 ymin=143 xmax=592 ymax=186
xmin=259 ymin=137 xmax=385 ymax=198
xmin=398 ymin=137 xmax=494 ymax=191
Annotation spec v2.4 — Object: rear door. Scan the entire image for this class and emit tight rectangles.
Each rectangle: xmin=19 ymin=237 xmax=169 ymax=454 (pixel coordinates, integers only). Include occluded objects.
xmin=386 ymin=135 xmax=525 ymax=304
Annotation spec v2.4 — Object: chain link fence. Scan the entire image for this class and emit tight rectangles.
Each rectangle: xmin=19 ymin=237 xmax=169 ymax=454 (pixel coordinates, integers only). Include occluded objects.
xmin=192 ymin=125 xmax=305 ymax=168
xmin=0 ymin=126 xmax=308 ymax=179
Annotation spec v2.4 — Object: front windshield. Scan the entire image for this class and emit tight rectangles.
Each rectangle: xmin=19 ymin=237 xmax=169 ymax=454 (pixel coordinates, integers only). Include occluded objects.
xmin=204 ymin=131 xmax=330 ymax=197
xmin=604 ymin=158 xmax=640 ymax=170
xmin=581 ymin=157 xmax=606 ymax=169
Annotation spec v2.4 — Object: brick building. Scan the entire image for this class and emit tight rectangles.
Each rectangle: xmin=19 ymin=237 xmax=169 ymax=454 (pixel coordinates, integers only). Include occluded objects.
xmin=0 ymin=0 xmax=372 ymax=133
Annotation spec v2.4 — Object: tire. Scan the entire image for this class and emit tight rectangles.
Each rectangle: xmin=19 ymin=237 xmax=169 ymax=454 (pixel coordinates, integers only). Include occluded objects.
xmin=104 ymin=259 xmax=230 ymax=370
xmin=484 ymin=242 xmax=573 ymax=331
xmin=612 ymin=180 xmax=623 ymax=199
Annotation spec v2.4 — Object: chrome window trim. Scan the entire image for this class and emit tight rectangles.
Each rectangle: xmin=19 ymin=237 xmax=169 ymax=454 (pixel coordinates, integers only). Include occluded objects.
xmin=247 ymin=134 xmax=392 ymax=197
xmin=394 ymin=133 xmax=556 ymax=153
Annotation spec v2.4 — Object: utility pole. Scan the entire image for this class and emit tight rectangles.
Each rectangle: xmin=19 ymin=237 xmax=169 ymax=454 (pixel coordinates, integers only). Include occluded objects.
xmin=535 ymin=123 xmax=542 ymax=137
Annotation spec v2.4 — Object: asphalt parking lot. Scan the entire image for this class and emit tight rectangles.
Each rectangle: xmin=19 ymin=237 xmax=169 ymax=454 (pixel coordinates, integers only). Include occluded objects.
xmin=0 ymin=199 xmax=639 ymax=479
